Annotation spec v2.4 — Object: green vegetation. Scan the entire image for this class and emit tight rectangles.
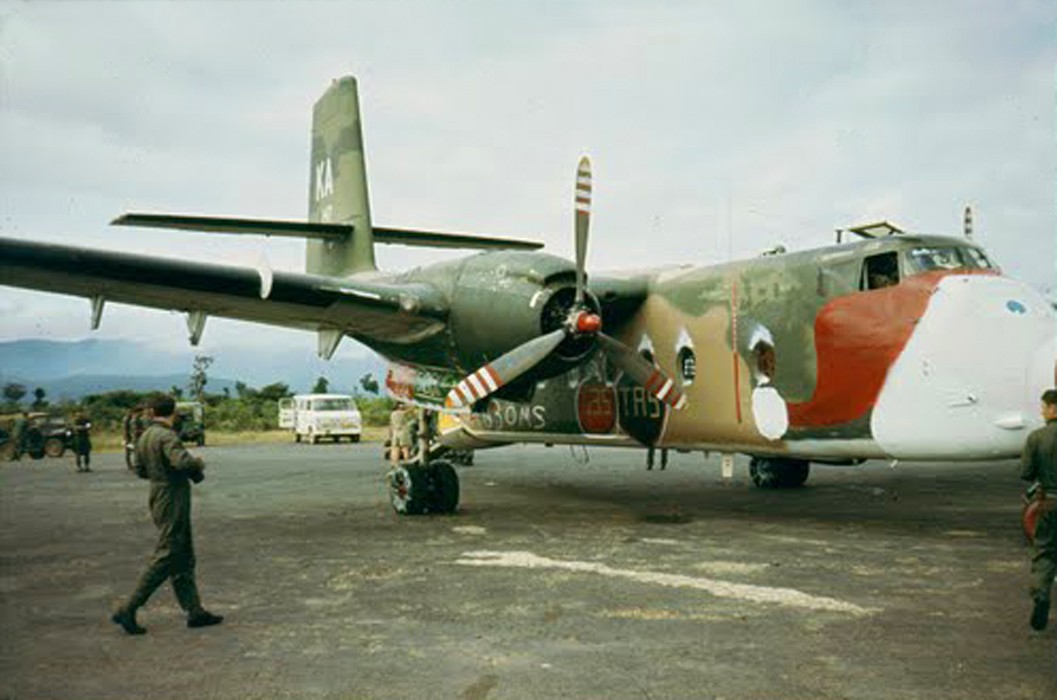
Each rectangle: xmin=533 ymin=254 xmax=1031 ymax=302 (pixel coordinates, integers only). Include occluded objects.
xmin=1 ymin=382 xmax=396 ymax=433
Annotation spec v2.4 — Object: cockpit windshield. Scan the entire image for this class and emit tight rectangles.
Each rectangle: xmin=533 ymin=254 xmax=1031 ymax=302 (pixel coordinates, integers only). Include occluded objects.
xmin=904 ymin=246 xmax=994 ymax=273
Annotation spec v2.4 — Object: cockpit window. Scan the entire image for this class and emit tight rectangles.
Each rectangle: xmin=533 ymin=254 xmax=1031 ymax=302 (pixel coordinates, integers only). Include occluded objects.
xmin=962 ymin=246 xmax=994 ymax=269
xmin=905 ymin=246 xmax=993 ymax=273
xmin=862 ymin=252 xmax=900 ymax=291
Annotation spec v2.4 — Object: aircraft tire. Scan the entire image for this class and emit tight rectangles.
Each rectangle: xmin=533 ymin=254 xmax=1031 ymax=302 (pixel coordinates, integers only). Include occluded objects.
xmin=749 ymin=457 xmax=810 ymax=489
xmin=388 ymin=465 xmax=429 ymax=515
xmin=428 ymin=461 xmax=460 ymax=514
xmin=43 ymin=437 xmax=66 ymax=458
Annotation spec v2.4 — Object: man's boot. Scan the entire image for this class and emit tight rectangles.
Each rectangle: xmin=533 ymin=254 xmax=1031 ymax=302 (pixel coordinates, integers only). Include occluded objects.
xmin=111 ymin=607 xmax=146 ymax=635
xmin=1030 ymin=597 xmax=1050 ymax=631
xmin=187 ymin=610 xmax=224 ymax=628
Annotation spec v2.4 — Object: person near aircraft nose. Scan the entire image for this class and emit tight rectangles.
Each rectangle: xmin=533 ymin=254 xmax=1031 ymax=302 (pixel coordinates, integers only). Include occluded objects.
xmin=111 ymin=394 xmax=222 ymax=635
xmin=1022 ymin=389 xmax=1057 ymax=631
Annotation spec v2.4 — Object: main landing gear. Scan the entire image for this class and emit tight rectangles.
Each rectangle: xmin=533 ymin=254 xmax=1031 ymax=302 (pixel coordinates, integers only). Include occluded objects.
xmin=748 ymin=456 xmax=811 ymax=489
xmin=387 ymin=461 xmax=460 ymax=515
xmin=386 ymin=407 xmax=460 ymax=515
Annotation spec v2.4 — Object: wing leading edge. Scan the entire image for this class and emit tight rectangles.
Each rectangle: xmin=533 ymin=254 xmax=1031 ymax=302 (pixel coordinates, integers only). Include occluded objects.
xmin=0 ymin=236 xmax=448 ymax=346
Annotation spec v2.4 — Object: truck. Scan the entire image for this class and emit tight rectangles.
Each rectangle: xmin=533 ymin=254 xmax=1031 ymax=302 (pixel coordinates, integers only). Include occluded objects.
xmin=278 ymin=394 xmax=362 ymax=444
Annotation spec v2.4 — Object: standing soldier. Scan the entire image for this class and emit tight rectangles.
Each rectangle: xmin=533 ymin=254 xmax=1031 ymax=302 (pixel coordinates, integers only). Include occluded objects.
xmin=1022 ymin=389 xmax=1057 ymax=631
xmin=72 ymin=411 xmax=93 ymax=472
xmin=389 ymin=403 xmax=411 ymax=466
xmin=111 ymin=394 xmax=222 ymax=635
xmin=11 ymin=411 xmax=27 ymax=460
xmin=123 ymin=406 xmax=152 ymax=472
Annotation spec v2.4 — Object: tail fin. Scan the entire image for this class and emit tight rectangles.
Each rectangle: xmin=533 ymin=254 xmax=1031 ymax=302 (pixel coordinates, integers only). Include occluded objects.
xmin=307 ymin=76 xmax=376 ymax=275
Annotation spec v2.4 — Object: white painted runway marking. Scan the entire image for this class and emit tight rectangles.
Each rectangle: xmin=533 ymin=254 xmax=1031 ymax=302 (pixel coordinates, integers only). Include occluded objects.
xmin=456 ymin=551 xmax=876 ymax=616
xmin=452 ymin=526 xmax=488 ymax=536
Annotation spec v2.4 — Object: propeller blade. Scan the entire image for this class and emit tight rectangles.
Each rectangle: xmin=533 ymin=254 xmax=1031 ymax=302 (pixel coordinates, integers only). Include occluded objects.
xmin=445 ymin=328 xmax=567 ymax=409
xmin=574 ymin=156 xmax=592 ymax=304
xmin=598 ymin=333 xmax=687 ymax=410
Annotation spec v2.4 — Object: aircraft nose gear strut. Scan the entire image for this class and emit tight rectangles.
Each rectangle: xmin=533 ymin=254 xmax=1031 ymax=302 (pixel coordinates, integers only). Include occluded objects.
xmin=748 ymin=456 xmax=810 ymax=488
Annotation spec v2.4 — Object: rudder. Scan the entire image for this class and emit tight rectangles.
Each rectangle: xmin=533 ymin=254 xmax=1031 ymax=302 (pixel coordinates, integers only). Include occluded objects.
xmin=307 ymin=76 xmax=375 ymax=275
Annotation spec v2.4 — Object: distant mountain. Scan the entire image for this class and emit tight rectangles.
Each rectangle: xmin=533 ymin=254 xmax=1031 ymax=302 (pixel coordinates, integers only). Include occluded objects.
xmin=0 ymin=339 xmax=387 ymax=400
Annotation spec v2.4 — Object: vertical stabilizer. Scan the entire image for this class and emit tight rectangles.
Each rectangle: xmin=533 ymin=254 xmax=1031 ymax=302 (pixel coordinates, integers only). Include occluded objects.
xmin=307 ymin=76 xmax=376 ymax=275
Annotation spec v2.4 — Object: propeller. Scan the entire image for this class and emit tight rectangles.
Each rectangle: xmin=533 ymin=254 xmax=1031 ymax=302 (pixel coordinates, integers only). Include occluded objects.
xmin=445 ymin=156 xmax=686 ymax=412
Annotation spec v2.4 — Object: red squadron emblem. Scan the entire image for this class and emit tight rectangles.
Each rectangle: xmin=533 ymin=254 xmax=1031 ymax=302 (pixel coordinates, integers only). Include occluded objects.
xmin=577 ymin=381 xmax=617 ymax=434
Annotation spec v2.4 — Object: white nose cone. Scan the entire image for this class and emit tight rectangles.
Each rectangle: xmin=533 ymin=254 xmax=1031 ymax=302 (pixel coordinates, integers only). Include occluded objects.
xmin=752 ymin=385 xmax=789 ymax=441
xmin=872 ymin=275 xmax=1056 ymax=460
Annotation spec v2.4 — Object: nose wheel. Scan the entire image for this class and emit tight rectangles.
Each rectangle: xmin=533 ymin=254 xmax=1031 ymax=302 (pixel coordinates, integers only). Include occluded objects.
xmin=749 ymin=457 xmax=810 ymax=489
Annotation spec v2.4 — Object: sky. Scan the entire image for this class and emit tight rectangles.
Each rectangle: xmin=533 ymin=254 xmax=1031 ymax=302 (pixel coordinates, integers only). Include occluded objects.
xmin=0 ymin=0 xmax=1054 ymax=364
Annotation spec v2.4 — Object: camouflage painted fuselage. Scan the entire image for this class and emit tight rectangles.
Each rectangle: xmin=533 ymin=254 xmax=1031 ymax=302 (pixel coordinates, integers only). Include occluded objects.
xmin=369 ymin=234 xmax=1056 ymax=462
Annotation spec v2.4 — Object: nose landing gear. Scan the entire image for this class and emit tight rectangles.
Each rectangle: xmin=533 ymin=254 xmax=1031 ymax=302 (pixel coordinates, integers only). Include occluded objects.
xmin=749 ymin=456 xmax=811 ymax=489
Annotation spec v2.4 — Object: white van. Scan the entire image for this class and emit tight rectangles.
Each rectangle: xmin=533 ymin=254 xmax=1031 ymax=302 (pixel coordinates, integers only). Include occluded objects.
xmin=278 ymin=394 xmax=362 ymax=443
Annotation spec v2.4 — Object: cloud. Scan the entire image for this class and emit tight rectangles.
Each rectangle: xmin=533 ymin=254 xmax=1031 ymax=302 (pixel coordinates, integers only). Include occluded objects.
xmin=1 ymin=0 xmax=1053 ymax=359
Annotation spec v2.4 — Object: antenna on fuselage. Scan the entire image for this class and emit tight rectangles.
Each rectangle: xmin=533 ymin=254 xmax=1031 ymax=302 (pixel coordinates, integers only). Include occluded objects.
xmin=964 ymin=205 xmax=974 ymax=240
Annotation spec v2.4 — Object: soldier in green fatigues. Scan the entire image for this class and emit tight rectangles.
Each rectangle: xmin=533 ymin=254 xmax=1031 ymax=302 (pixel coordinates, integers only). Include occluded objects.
xmin=11 ymin=411 xmax=27 ymax=460
xmin=1022 ymin=389 xmax=1057 ymax=631
xmin=111 ymin=395 xmax=223 ymax=635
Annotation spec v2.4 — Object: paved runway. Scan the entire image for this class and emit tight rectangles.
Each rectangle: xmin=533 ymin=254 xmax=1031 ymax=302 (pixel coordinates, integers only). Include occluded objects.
xmin=1 ymin=442 xmax=1054 ymax=699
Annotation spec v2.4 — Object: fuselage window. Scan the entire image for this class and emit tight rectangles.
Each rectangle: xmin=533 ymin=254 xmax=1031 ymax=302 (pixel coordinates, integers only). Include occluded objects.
xmin=862 ymin=252 xmax=900 ymax=290
xmin=753 ymin=342 xmax=776 ymax=381
xmin=678 ymin=348 xmax=696 ymax=384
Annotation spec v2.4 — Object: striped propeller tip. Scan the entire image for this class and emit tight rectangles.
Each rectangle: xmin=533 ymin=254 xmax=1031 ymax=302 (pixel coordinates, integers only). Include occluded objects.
xmin=446 ymin=364 xmax=502 ymax=409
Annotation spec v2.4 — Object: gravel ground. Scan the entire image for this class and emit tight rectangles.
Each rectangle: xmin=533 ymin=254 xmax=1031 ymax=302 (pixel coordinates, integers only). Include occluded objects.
xmin=1 ymin=442 xmax=1054 ymax=699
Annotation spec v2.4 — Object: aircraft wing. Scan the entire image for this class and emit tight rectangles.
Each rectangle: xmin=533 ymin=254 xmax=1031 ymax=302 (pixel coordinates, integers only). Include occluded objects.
xmin=0 ymin=237 xmax=448 ymax=345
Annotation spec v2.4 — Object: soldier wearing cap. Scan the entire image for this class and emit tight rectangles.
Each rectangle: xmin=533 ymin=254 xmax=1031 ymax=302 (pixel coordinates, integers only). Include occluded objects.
xmin=111 ymin=394 xmax=222 ymax=634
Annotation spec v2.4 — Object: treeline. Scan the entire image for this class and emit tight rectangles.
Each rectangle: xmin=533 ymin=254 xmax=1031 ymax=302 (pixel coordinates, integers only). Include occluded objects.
xmin=2 ymin=381 xmax=396 ymax=432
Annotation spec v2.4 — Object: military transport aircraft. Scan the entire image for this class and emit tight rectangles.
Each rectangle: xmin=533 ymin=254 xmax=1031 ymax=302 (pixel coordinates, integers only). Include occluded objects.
xmin=2 ymin=77 xmax=1054 ymax=515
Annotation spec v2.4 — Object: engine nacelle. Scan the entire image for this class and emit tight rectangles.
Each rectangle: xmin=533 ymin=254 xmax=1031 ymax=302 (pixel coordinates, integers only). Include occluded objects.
xmin=448 ymin=251 xmax=599 ymax=381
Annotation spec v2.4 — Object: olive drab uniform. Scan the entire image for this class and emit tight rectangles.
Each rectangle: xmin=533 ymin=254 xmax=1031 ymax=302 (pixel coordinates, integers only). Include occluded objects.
xmin=11 ymin=414 xmax=26 ymax=459
xmin=72 ymin=415 xmax=92 ymax=472
xmin=124 ymin=421 xmax=207 ymax=616
xmin=1022 ymin=418 xmax=1057 ymax=606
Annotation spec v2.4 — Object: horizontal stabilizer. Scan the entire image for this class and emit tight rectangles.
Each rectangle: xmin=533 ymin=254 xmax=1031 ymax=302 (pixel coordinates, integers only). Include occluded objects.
xmin=113 ymin=213 xmax=544 ymax=251
xmin=112 ymin=213 xmax=350 ymax=241
xmin=373 ymin=227 xmax=543 ymax=251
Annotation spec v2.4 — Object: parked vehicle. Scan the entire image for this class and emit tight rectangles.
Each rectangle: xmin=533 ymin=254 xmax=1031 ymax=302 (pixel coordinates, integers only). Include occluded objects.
xmin=279 ymin=394 xmax=362 ymax=443
xmin=31 ymin=413 xmax=74 ymax=458
xmin=174 ymin=401 xmax=206 ymax=447
xmin=0 ymin=413 xmax=72 ymax=460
